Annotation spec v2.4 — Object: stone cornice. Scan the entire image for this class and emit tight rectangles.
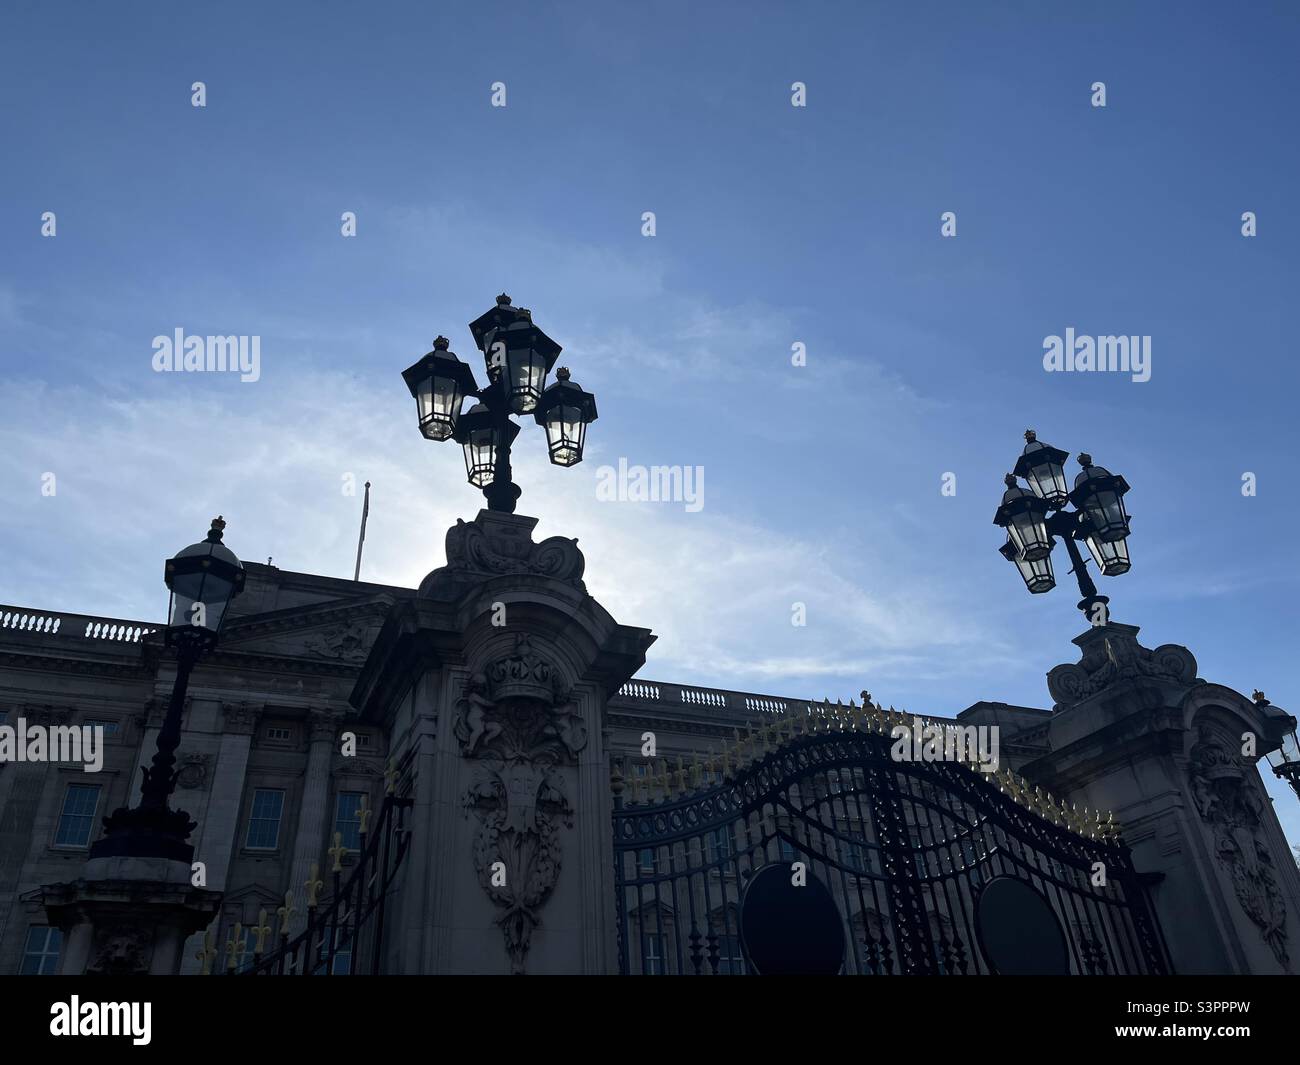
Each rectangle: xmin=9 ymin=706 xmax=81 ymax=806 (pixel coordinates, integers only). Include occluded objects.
xmin=0 ymin=649 xmax=155 ymax=679
xmin=221 ymin=595 xmax=396 ymax=643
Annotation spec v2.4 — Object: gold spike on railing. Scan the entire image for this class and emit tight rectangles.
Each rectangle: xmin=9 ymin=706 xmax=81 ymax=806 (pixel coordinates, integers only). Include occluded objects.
xmin=225 ymin=922 xmax=245 ymax=973
xmin=195 ymin=926 xmax=217 ymax=975
xmin=277 ymin=890 xmax=295 ymax=936
xmin=305 ymin=862 xmax=324 ymax=909
xmin=251 ymin=908 xmax=273 ymax=957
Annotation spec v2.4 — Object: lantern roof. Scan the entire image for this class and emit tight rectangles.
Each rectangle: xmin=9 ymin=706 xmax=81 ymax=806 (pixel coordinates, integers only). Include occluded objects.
xmin=400 ymin=341 xmax=479 ymax=399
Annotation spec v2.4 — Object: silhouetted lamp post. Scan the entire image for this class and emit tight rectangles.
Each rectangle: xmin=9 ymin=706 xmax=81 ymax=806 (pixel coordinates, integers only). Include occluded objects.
xmin=1258 ymin=691 xmax=1300 ymax=801
xmin=994 ymin=430 xmax=1132 ymax=619
xmin=90 ymin=517 xmax=245 ymax=862
xmin=402 ymin=294 xmax=598 ymax=513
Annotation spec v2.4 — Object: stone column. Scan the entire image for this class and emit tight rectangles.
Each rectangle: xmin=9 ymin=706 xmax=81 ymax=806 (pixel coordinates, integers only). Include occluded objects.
xmin=0 ymin=706 xmax=67 ymax=954
xmin=1022 ymin=621 xmax=1300 ymax=975
xmin=173 ymin=701 xmax=257 ymax=974
xmin=191 ymin=701 xmax=259 ymax=891
xmin=285 ymin=710 xmax=337 ymax=932
xmin=351 ymin=510 xmax=654 ymax=974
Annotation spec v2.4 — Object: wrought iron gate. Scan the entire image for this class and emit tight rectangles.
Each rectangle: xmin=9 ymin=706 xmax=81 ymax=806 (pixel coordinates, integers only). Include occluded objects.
xmin=612 ymin=702 xmax=1172 ymax=975
xmin=217 ymin=770 xmax=412 ymax=976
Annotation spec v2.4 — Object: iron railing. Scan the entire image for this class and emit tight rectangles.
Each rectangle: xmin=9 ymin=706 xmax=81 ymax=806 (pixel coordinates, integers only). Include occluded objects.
xmin=212 ymin=784 xmax=412 ymax=976
xmin=612 ymin=704 xmax=1172 ymax=975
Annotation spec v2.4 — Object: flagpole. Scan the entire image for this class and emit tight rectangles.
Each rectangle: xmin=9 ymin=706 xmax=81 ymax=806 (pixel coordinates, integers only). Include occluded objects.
xmin=353 ymin=481 xmax=370 ymax=581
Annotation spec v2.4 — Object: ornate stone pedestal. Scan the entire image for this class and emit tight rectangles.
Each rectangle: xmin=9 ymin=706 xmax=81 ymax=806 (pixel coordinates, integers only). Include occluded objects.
xmin=1023 ymin=621 xmax=1300 ymax=974
xmin=351 ymin=510 xmax=654 ymax=974
xmin=42 ymin=857 xmax=222 ymax=974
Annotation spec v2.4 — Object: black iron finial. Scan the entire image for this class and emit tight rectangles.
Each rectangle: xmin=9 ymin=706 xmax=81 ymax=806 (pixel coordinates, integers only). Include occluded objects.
xmin=206 ymin=516 xmax=226 ymax=542
xmin=496 ymin=293 xmax=512 ymax=306
xmin=433 ymin=336 xmax=450 ymax=350
xmin=556 ymin=366 xmax=571 ymax=381
xmin=1077 ymin=453 xmax=1093 ymax=467
xmin=1004 ymin=473 xmax=1018 ymax=489
xmin=1024 ymin=429 xmax=1037 ymax=442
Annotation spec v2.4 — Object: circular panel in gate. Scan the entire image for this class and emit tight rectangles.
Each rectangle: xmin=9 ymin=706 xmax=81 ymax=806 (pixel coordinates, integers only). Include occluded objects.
xmin=739 ymin=862 xmax=845 ymax=975
xmin=975 ymin=875 xmax=1070 ymax=975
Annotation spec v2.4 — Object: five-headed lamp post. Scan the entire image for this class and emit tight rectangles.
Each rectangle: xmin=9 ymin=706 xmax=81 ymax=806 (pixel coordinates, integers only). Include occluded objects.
xmin=90 ymin=517 xmax=245 ymax=862
xmin=993 ymin=430 xmax=1133 ymax=622
xmin=401 ymin=294 xmax=598 ymax=513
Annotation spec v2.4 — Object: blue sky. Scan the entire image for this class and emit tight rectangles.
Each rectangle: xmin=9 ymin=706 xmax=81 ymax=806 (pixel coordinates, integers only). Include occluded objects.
xmin=1 ymin=1 xmax=1297 ymax=845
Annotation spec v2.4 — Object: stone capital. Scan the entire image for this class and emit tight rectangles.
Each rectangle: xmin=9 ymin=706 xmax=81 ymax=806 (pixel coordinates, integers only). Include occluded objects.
xmin=221 ymin=701 xmax=261 ymax=736
xmin=307 ymin=709 xmax=338 ymax=744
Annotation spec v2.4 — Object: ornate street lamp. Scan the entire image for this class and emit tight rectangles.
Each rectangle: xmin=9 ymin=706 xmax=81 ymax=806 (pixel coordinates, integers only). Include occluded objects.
xmin=401 ymin=337 xmax=478 ymax=441
xmin=1070 ymin=454 xmax=1131 ymax=543
xmin=408 ymin=294 xmax=597 ymax=513
xmin=1257 ymin=691 xmax=1300 ymax=801
xmin=91 ymin=518 xmax=244 ymax=862
xmin=998 ymin=536 xmax=1055 ymax=594
xmin=534 ymin=367 xmax=598 ymax=467
xmin=994 ymin=431 xmax=1133 ymax=620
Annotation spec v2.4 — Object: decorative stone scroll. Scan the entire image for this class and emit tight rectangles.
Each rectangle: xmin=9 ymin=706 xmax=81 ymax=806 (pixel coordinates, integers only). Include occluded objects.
xmin=1047 ymin=624 xmax=1199 ymax=710
xmin=420 ymin=512 xmax=585 ymax=598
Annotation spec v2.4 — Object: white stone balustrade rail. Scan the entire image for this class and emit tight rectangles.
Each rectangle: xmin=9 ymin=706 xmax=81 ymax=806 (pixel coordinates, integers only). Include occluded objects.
xmin=0 ymin=605 xmax=159 ymax=646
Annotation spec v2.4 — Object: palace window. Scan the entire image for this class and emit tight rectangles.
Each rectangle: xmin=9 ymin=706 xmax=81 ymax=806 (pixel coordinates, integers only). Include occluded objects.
xmin=265 ymin=726 xmax=292 ymax=742
xmin=82 ymin=719 xmax=119 ymax=736
xmin=641 ymin=933 xmax=666 ymax=975
xmin=21 ymin=926 xmax=62 ymax=975
xmin=637 ymin=848 xmax=657 ymax=875
xmin=334 ymin=792 xmax=365 ymax=851
xmin=717 ymin=934 xmax=745 ymax=975
xmin=316 ymin=927 xmax=354 ymax=975
xmin=54 ymin=784 xmax=101 ymax=847
xmin=706 ymin=826 xmax=732 ymax=863
xmin=245 ymin=789 xmax=286 ymax=849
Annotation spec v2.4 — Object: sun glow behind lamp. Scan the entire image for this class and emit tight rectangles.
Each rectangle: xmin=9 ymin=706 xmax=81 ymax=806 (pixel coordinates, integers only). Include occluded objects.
xmin=993 ymin=431 xmax=1133 ymax=618
xmin=401 ymin=337 xmax=478 ymax=441
xmin=534 ymin=367 xmax=597 ymax=467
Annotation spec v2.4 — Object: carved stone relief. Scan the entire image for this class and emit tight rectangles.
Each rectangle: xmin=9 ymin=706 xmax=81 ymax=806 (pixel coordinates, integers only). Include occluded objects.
xmin=457 ymin=633 xmax=585 ymax=973
xmin=1189 ymin=723 xmax=1289 ymax=968
xmin=302 ymin=623 xmax=371 ymax=663
xmin=86 ymin=923 xmax=152 ymax=975
xmin=1047 ymin=626 xmax=1198 ymax=709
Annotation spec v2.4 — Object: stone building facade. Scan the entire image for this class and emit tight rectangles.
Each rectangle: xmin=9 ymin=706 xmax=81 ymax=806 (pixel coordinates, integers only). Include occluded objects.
xmin=1 ymin=509 xmax=1297 ymax=975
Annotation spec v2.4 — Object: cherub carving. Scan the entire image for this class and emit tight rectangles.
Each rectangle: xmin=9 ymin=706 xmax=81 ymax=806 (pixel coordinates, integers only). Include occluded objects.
xmin=455 ymin=673 xmax=501 ymax=757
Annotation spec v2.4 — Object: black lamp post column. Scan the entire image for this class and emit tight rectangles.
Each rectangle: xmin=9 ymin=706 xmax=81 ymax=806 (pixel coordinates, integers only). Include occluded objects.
xmin=1050 ymin=511 xmax=1108 ymax=620
xmin=91 ymin=517 xmax=245 ymax=863
xmin=44 ymin=518 xmax=242 ymax=975
xmin=484 ymin=375 xmax=523 ymax=514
